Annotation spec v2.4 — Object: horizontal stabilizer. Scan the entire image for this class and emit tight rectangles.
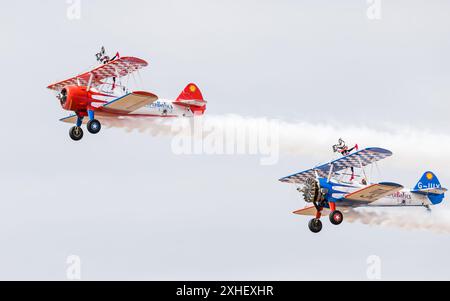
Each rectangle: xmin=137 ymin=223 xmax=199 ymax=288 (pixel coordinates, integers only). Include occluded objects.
xmin=173 ymin=83 xmax=206 ymax=108
xmin=175 ymin=99 xmax=207 ymax=107
xmin=412 ymin=187 xmax=448 ymax=195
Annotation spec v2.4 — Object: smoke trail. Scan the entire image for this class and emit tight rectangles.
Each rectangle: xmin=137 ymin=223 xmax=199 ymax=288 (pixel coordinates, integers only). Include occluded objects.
xmin=345 ymin=208 xmax=450 ymax=234
xmin=102 ymin=114 xmax=450 ymax=171
xmin=102 ymin=117 xmax=176 ymax=136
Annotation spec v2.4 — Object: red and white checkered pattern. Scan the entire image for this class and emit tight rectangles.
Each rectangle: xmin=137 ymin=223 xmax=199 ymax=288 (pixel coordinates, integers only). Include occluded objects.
xmin=47 ymin=57 xmax=148 ymax=91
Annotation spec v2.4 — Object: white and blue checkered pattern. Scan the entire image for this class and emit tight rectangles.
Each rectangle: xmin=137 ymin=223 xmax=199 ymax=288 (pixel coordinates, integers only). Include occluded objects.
xmin=279 ymin=147 xmax=392 ymax=184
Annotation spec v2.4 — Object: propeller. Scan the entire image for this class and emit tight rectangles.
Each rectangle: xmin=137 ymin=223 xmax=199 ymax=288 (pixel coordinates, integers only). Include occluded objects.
xmin=301 ymin=177 xmax=320 ymax=203
xmin=299 ymin=172 xmax=328 ymax=212
xmin=57 ymin=88 xmax=67 ymax=107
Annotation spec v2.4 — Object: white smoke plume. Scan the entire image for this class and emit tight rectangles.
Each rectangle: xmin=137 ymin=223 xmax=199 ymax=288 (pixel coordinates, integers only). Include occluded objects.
xmin=102 ymin=117 xmax=176 ymax=136
xmin=102 ymin=114 xmax=450 ymax=172
xmin=345 ymin=208 xmax=450 ymax=234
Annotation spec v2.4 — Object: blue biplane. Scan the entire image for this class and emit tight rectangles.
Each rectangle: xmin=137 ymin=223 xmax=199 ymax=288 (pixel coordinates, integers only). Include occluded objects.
xmin=279 ymin=147 xmax=447 ymax=233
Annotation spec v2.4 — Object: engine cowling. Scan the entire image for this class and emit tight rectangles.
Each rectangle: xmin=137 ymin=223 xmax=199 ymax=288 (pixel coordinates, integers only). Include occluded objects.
xmin=57 ymin=85 xmax=91 ymax=112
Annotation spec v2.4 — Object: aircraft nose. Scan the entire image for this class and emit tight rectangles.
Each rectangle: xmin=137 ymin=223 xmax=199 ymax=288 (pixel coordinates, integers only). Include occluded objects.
xmin=57 ymin=88 xmax=67 ymax=107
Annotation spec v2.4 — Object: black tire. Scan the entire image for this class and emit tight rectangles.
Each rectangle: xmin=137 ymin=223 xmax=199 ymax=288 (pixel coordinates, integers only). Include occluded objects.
xmin=69 ymin=126 xmax=83 ymax=141
xmin=87 ymin=119 xmax=101 ymax=134
xmin=308 ymin=218 xmax=322 ymax=233
xmin=329 ymin=210 xmax=344 ymax=225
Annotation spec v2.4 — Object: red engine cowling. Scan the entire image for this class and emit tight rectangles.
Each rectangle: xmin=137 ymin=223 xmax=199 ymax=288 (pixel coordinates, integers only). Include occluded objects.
xmin=57 ymin=86 xmax=92 ymax=112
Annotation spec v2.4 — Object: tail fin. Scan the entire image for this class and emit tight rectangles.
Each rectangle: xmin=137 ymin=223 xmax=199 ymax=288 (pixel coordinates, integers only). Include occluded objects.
xmin=411 ymin=171 xmax=447 ymax=204
xmin=174 ymin=83 xmax=207 ymax=115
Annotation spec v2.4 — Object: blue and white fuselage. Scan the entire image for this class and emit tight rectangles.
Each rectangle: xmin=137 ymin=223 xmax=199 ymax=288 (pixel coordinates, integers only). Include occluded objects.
xmin=318 ymin=173 xmax=444 ymax=209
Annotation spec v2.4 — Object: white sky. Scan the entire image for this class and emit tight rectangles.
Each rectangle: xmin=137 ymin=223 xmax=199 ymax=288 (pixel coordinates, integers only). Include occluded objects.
xmin=0 ymin=0 xmax=449 ymax=280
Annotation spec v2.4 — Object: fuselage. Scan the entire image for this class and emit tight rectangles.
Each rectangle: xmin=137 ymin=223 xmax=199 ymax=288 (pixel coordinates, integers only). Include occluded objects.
xmin=129 ymin=99 xmax=194 ymax=117
xmin=89 ymin=88 xmax=199 ymax=118
xmin=320 ymin=178 xmax=432 ymax=208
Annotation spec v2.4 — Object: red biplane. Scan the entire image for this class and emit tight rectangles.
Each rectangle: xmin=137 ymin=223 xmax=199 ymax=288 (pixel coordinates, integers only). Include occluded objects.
xmin=47 ymin=48 xmax=206 ymax=141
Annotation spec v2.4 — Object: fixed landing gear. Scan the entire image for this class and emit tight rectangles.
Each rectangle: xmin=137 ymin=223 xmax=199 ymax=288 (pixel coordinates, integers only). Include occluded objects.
xmin=307 ymin=202 xmax=344 ymax=233
xmin=68 ymin=112 xmax=102 ymax=141
xmin=69 ymin=126 xmax=83 ymax=141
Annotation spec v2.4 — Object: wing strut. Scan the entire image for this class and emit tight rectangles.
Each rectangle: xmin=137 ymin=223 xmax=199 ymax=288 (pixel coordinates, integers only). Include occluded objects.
xmin=86 ymin=73 xmax=94 ymax=92
xmin=357 ymin=156 xmax=368 ymax=183
xmin=327 ymin=163 xmax=334 ymax=182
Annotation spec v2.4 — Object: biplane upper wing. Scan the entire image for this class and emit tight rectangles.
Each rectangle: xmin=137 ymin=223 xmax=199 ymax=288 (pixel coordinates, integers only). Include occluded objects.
xmin=324 ymin=147 xmax=393 ymax=173
xmin=279 ymin=167 xmax=329 ymax=184
xmin=279 ymin=147 xmax=392 ymax=184
xmin=343 ymin=182 xmax=403 ymax=203
xmin=47 ymin=57 xmax=148 ymax=91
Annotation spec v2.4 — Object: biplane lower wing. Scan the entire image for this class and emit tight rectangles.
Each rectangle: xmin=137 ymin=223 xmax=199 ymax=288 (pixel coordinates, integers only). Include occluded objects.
xmin=60 ymin=91 xmax=158 ymax=123
xmin=293 ymin=206 xmax=353 ymax=216
xmin=99 ymin=91 xmax=158 ymax=114
xmin=293 ymin=206 xmax=330 ymax=216
xmin=279 ymin=147 xmax=393 ymax=184
xmin=343 ymin=182 xmax=403 ymax=203
xmin=60 ymin=115 xmax=79 ymax=124
xmin=60 ymin=114 xmax=115 ymax=124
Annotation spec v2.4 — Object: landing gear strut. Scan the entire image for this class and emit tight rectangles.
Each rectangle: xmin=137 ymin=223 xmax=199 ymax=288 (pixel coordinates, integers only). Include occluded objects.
xmin=308 ymin=207 xmax=324 ymax=233
xmin=86 ymin=109 xmax=101 ymax=134
xmin=307 ymin=202 xmax=344 ymax=233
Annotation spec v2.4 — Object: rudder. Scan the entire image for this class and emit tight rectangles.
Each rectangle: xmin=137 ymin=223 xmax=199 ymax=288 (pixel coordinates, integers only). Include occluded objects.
xmin=412 ymin=171 xmax=446 ymax=205
xmin=174 ymin=83 xmax=206 ymax=115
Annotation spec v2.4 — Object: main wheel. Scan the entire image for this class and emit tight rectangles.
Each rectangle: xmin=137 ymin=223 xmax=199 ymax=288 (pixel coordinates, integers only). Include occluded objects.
xmin=87 ymin=119 xmax=101 ymax=134
xmin=329 ymin=210 xmax=343 ymax=225
xmin=308 ymin=218 xmax=322 ymax=233
xmin=69 ymin=126 xmax=83 ymax=141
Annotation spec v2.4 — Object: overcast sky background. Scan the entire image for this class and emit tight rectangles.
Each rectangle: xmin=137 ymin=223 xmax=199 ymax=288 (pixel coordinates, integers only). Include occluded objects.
xmin=0 ymin=0 xmax=450 ymax=280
